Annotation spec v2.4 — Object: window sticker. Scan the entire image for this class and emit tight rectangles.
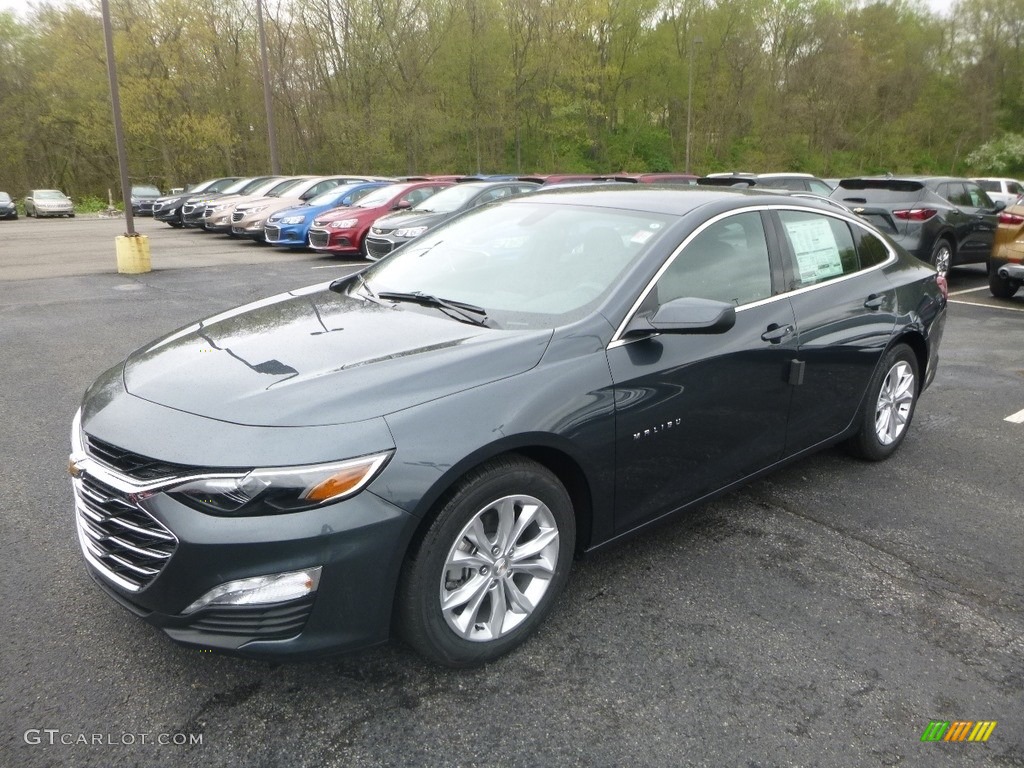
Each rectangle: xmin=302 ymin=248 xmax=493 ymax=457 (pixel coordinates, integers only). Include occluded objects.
xmin=631 ymin=230 xmax=654 ymax=244
xmin=784 ymin=218 xmax=844 ymax=283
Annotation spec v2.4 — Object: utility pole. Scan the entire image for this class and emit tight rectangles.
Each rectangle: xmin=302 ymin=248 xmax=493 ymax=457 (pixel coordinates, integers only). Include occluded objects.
xmin=257 ymin=0 xmax=280 ymax=174
xmin=101 ymin=0 xmax=150 ymax=273
xmin=685 ymin=35 xmax=702 ymax=175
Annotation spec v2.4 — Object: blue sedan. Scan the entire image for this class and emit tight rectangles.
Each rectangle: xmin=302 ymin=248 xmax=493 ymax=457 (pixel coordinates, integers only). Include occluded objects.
xmin=264 ymin=182 xmax=388 ymax=247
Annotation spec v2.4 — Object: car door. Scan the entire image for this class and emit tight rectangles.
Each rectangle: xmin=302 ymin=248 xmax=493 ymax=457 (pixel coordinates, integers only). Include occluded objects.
xmin=770 ymin=209 xmax=897 ymax=453
xmin=936 ymin=181 xmax=987 ymax=260
xmin=960 ymin=181 xmax=1000 ymax=260
xmin=607 ymin=210 xmax=798 ymax=532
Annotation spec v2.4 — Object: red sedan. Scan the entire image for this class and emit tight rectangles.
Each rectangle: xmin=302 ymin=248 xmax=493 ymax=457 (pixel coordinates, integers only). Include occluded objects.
xmin=308 ymin=181 xmax=452 ymax=256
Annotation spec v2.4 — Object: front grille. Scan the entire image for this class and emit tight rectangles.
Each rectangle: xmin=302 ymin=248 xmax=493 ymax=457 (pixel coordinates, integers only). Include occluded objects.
xmin=231 ymin=211 xmax=245 ymax=223
xmin=264 ymin=225 xmax=281 ymax=242
xmin=309 ymin=230 xmax=329 ymax=248
xmin=203 ymin=205 xmax=215 ymax=218
xmin=187 ymin=597 xmax=315 ymax=639
xmin=364 ymin=238 xmax=394 ymax=260
xmin=85 ymin=435 xmax=184 ymax=480
xmin=75 ymin=473 xmax=177 ymax=592
xmin=182 ymin=203 xmax=200 ymax=215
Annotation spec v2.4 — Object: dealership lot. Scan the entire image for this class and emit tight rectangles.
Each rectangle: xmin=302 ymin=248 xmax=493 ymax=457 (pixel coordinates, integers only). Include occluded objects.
xmin=1 ymin=218 xmax=1022 ymax=767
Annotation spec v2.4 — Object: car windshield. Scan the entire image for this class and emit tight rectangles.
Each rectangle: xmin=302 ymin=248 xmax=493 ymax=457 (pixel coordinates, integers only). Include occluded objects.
xmin=0 ymin=192 xmax=11 ymax=202
xmin=411 ymin=184 xmax=480 ymax=213
xmin=221 ymin=178 xmax=260 ymax=195
xmin=361 ymin=202 xmax=674 ymax=329
xmin=132 ymin=185 xmax=161 ymax=196
xmin=353 ymin=185 xmax=409 ymax=208
xmin=308 ymin=184 xmax=364 ymax=207
xmin=36 ymin=190 xmax=68 ymax=199
xmin=266 ymin=178 xmax=304 ymax=197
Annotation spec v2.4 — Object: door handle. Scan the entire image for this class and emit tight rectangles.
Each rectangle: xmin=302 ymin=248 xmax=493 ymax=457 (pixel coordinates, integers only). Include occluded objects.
xmin=863 ymin=294 xmax=884 ymax=310
xmin=761 ymin=323 xmax=794 ymax=343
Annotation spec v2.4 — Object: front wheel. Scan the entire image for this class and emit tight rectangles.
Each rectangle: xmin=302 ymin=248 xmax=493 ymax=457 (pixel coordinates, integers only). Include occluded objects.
xmin=845 ymin=344 xmax=920 ymax=461
xmin=989 ymin=268 xmax=1021 ymax=299
xmin=397 ymin=456 xmax=575 ymax=667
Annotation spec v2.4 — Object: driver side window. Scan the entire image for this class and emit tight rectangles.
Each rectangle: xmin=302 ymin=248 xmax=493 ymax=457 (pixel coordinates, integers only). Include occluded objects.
xmin=656 ymin=212 xmax=772 ymax=307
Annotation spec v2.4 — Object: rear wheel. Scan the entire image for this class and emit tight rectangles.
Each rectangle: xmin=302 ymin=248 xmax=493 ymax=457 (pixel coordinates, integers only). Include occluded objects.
xmin=397 ymin=456 xmax=575 ymax=667
xmin=845 ymin=344 xmax=919 ymax=461
xmin=930 ymin=239 xmax=953 ymax=278
xmin=989 ymin=268 xmax=1021 ymax=299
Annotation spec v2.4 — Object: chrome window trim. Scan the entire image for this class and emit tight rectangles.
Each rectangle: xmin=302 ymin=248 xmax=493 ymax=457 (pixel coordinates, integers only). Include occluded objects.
xmin=608 ymin=204 xmax=898 ymax=349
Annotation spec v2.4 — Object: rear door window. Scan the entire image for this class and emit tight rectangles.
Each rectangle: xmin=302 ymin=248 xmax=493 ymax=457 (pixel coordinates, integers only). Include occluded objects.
xmin=776 ymin=210 xmax=859 ymax=288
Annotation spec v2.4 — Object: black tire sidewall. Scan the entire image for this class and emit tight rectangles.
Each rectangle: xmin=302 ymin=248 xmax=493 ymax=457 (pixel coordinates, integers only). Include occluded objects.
xmin=398 ymin=457 xmax=576 ymax=667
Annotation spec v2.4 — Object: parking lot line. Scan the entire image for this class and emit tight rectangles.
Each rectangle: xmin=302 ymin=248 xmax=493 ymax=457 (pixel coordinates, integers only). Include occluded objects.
xmin=948 ymin=299 xmax=1024 ymax=313
xmin=1006 ymin=408 xmax=1024 ymax=424
xmin=949 ymin=286 xmax=989 ymax=296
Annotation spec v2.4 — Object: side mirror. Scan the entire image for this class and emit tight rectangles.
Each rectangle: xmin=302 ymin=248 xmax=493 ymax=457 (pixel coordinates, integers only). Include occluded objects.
xmin=393 ymin=200 xmax=411 ymax=210
xmin=624 ymin=297 xmax=736 ymax=337
xmin=993 ymin=200 xmax=1007 ymax=212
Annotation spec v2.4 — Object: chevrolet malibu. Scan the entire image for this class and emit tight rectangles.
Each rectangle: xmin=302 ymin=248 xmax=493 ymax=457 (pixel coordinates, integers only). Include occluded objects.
xmin=70 ymin=186 xmax=946 ymax=667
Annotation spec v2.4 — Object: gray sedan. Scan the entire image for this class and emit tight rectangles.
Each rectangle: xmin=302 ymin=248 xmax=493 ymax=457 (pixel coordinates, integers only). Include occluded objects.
xmin=26 ymin=189 xmax=75 ymax=218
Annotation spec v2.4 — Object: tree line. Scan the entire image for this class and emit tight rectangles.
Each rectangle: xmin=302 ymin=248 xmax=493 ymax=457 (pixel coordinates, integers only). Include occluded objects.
xmin=2 ymin=0 xmax=1024 ymax=199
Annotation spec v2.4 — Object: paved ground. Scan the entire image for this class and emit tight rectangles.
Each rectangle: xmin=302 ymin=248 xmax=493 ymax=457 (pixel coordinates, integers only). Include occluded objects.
xmin=1 ymin=221 xmax=1022 ymax=767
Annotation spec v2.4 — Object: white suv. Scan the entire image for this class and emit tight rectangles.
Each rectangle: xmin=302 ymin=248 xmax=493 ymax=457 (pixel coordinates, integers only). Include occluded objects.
xmin=972 ymin=177 xmax=1024 ymax=206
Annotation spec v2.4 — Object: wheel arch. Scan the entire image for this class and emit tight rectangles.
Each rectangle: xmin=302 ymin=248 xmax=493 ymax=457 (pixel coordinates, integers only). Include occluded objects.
xmin=889 ymin=329 xmax=928 ymax=393
xmin=401 ymin=438 xmax=597 ymax=565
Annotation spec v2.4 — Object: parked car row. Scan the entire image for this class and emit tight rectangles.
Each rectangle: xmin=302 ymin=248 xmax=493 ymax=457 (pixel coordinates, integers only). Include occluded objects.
xmin=11 ymin=168 xmax=1012 ymax=300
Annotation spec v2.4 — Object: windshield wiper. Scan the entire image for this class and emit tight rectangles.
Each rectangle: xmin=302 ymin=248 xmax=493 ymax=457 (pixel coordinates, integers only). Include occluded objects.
xmin=377 ymin=291 xmax=490 ymax=327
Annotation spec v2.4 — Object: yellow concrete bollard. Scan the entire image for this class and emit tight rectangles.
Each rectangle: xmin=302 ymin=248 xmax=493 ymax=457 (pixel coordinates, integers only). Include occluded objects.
xmin=115 ymin=234 xmax=151 ymax=274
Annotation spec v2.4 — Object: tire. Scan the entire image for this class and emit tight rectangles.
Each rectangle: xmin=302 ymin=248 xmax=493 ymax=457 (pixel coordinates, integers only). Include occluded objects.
xmin=989 ymin=269 xmax=1021 ymax=299
xmin=397 ymin=455 xmax=576 ymax=667
xmin=845 ymin=343 xmax=920 ymax=461
xmin=930 ymin=238 xmax=953 ymax=278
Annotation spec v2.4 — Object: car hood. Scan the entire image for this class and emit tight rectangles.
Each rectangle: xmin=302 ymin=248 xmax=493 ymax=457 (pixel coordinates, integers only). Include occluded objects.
xmin=314 ymin=205 xmax=387 ymax=224
xmin=373 ymin=210 xmax=447 ymax=231
xmin=122 ymin=282 xmax=552 ymax=427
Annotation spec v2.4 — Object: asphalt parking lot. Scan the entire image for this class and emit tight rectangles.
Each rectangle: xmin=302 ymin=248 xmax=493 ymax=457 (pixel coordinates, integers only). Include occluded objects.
xmin=1 ymin=216 xmax=1022 ymax=767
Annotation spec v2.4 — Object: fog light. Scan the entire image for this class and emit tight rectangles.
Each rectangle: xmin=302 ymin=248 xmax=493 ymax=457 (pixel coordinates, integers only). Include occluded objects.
xmin=182 ymin=566 xmax=322 ymax=614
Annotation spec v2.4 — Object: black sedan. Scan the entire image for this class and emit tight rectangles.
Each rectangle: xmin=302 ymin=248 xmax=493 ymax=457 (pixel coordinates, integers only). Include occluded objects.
xmin=363 ymin=179 xmax=539 ymax=260
xmin=830 ymin=176 xmax=1003 ymax=277
xmin=69 ymin=186 xmax=946 ymax=667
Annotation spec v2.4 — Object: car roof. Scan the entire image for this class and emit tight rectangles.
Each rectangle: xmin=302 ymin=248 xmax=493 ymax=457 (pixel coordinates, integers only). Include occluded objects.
xmin=511 ymin=183 xmax=833 ymax=216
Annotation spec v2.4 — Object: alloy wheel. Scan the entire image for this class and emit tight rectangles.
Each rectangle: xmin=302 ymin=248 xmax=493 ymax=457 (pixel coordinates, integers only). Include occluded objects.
xmin=874 ymin=361 xmax=915 ymax=445
xmin=439 ymin=494 xmax=559 ymax=642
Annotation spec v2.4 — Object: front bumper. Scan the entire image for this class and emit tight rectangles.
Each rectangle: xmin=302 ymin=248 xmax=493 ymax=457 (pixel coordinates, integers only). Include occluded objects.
xmin=264 ymin=223 xmax=310 ymax=246
xmin=72 ymin=453 xmax=416 ymax=658
xmin=230 ymin=218 xmax=268 ymax=239
xmin=35 ymin=207 xmax=74 ymax=217
xmin=364 ymin=234 xmax=410 ymax=261
xmin=308 ymin=226 xmax=362 ymax=254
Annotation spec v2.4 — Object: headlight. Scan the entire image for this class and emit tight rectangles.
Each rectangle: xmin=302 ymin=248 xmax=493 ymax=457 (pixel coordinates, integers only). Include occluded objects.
xmin=166 ymin=452 xmax=391 ymax=516
xmin=331 ymin=218 xmax=359 ymax=229
xmin=281 ymin=215 xmax=306 ymax=225
xmin=394 ymin=226 xmax=428 ymax=238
